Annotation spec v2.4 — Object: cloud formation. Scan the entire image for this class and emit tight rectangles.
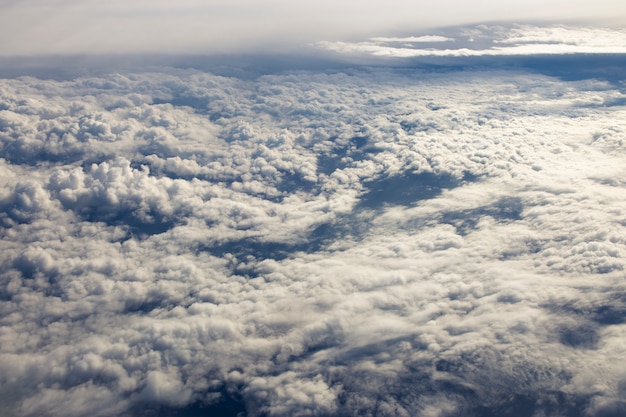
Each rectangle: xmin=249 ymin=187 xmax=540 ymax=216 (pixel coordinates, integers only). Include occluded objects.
xmin=1 ymin=2 xmax=626 ymax=54
xmin=1 ymin=45 xmax=626 ymax=417
xmin=319 ymin=25 xmax=626 ymax=58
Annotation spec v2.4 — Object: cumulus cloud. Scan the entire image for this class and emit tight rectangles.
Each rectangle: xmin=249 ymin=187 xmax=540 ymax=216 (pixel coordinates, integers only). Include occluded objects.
xmin=1 ymin=46 xmax=626 ymax=417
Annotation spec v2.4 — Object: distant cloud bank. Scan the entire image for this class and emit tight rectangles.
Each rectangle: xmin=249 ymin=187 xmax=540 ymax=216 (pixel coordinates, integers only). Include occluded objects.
xmin=318 ymin=25 xmax=626 ymax=58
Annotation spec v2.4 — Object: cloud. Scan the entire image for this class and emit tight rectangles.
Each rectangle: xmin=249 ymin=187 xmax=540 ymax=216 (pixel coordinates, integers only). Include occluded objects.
xmin=1 ymin=50 xmax=626 ymax=417
xmin=318 ymin=25 xmax=626 ymax=59
xmin=1 ymin=2 xmax=626 ymax=55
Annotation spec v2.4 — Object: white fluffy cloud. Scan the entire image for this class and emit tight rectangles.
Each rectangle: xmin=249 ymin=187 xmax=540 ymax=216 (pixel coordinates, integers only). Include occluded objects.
xmin=1 ymin=47 xmax=626 ymax=417
xmin=319 ymin=25 xmax=626 ymax=58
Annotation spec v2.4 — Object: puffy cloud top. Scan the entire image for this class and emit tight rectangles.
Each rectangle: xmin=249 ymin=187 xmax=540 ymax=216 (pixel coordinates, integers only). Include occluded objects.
xmin=1 ymin=50 xmax=626 ymax=416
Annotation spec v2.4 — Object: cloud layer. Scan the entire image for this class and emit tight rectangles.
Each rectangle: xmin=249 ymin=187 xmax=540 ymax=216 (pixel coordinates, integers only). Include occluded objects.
xmin=1 ymin=48 xmax=626 ymax=417
xmin=319 ymin=25 xmax=626 ymax=58
xmin=1 ymin=2 xmax=626 ymax=55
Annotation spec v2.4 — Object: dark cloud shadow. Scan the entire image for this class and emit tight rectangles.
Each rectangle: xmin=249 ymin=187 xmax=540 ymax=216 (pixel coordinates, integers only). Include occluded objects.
xmin=198 ymin=238 xmax=327 ymax=278
xmin=81 ymin=210 xmax=179 ymax=239
xmin=465 ymin=392 xmax=591 ymax=417
xmin=0 ymin=143 xmax=88 ymax=166
xmin=396 ymin=54 xmax=626 ymax=85
xmin=197 ymin=168 xmax=482 ymax=273
xmin=441 ymin=196 xmax=525 ymax=236
xmin=592 ymin=304 xmax=626 ymax=326
xmin=131 ymin=390 xmax=248 ymax=417
xmin=546 ymin=294 xmax=626 ymax=327
xmin=557 ymin=322 xmax=600 ymax=349
xmin=594 ymin=401 xmax=626 ymax=417
xmin=512 ymin=54 xmax=626 ymax=85
xmin=334 ymin=356 xmax=592 ymax=417
xmin=317 ymin=136 xmax=369 ymax=176
xmin=357 ymin=171 xmax=475 ymax=210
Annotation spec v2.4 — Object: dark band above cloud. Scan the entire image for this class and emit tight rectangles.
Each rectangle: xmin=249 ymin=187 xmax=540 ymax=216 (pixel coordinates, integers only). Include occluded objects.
xmin=318 ymin=25 xmax=626 ymax=59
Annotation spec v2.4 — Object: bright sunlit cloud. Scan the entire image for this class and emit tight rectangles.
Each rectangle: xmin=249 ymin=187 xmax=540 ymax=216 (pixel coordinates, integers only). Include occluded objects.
xmin=317 ymin=25 xmax=626 ymax=58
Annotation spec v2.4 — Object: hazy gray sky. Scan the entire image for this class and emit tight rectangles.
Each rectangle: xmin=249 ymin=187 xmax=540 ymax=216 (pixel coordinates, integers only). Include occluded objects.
xmin=0 ymin=0 xmax=625 ymax=55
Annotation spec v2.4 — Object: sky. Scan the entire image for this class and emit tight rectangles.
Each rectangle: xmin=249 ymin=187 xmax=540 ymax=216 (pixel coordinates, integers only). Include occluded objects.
xmin=1 ymin=0 xmax=626 ymax=55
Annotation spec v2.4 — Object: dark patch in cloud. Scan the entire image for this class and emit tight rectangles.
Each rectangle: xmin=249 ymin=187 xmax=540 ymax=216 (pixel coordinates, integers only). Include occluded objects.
xmin=333 ymin=365 xmax=435 ymax=417
xmin=442 ymin=197 xmax=525 ymax=236
xmin=202 ymin=239 xmax=318 ymax=262
xmin=0 ymin=141 xmax=87 ymax=166
xmin=592 ymin=304 xmax=626 ymax=326
xmin=513 ymin=54 xmax=626 ymax=84
xmin=308 ymin=216 xmax=364 ymax=247
xmin=275 ymin=171 xmax=317 ymax=195
xmin=467 ymin=392 xmax=591 ymax=417
xmin=548 ymin=294 xmax=626 ymax=327
xmin=317 ymin=136 xmax=370 ymax=176
xmin=557 ymin=321 xmax=600 ymax=349
xmin=12 ymin=250 xmax=58 ymax=281
xmin=95 ymin=211 xmax=179 ymax=239
xmin=334 ymin=358 xmax=591 ymax=417
xmin=133 ymin=390 xmax=247 ymax=417
xmin=358 ymin=171 xmax=468 ymax=210
xmin=594 ymin=401 xmax=626 ymax=417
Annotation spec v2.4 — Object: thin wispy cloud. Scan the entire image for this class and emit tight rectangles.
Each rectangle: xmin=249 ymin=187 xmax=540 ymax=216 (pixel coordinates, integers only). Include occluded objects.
xmin=318 ymin=25 xmax=626 ymax=58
